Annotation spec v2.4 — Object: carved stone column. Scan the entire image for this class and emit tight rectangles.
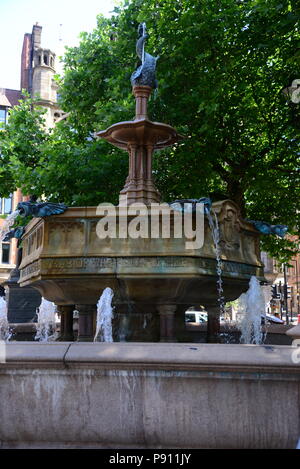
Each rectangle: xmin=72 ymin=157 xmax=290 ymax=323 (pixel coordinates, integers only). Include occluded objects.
xmin=206 ymin=305 xmax=221 ymax=343
xmin=158 ymin=305 xmax=177 ymax=342
xmin=57 ymin=305 xmax=74 ymax=341
xmin=96 ymin=83 xmax=181 ymax=207
xmin=133 ymin=85 xmax=151 ymax=120
xmin=76 ymin=304 xmax=96 ymax=342
xmin=119 ymin=142 xmax=160 ymax=206
xmin=118 ymin=85 xmax=161 ymax=206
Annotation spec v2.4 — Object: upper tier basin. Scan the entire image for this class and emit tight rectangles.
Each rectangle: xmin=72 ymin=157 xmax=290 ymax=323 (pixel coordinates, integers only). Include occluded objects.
xmin=96 ymin=118 xmax=183 ymax=150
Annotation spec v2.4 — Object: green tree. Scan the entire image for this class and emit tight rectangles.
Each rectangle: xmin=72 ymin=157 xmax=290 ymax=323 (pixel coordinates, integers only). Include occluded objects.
xmin=0 ymin=0 xmax=299 ymax=261
xmin=58 ymin=0 xmax=300 ymax=261
xmin=0 ymin=94 xmax=47 ymax=197
xmin=0 ymin=95 xmax=128 ymax=205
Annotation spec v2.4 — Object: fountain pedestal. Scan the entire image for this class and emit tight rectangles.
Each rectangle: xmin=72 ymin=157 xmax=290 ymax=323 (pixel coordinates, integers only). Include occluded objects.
xmin=96 ymin=85 xmax=182 ymax=206
xmin=57 ymin=305 xmax=74 ymax=341
xmin=206 ymin=305 xmax=221 ymax=343
xmin=76 ymin=304 xmax=96 ymax=342
xmin=158 ymin=305 xmax=177 ymax=342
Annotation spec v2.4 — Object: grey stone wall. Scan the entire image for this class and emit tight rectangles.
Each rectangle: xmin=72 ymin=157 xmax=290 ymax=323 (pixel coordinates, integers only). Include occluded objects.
xmin=0 ymin=342 xmax=299 ymax=449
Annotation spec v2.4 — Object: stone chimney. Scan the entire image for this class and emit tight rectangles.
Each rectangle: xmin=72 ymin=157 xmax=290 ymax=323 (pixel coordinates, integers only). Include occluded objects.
xmin=20 ymin=33 xmax=32 ymax=91
xmin=32 ymin=23 xmax=42 ymax=49
xmin=20 ymin=23 xmax=42 ymax=92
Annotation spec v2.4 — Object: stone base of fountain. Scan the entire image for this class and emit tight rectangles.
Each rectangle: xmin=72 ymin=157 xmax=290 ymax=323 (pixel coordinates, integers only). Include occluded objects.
xmin=185 ymin=322 xmax=294 ymax=345
xmin=6 ymin=320 xmax=295 ymax=345
xmin=18 ymin=200 xmax=264 ymax=343
xmin=4 ymin=268 xmax=41 ymax=323
xmin=0 ymin=342 xmax=298 ymax=449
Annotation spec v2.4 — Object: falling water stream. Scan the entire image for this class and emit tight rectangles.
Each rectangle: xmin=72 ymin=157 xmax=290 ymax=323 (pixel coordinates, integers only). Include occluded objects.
xmin=236 ymin=276 xmax=266 ymax=344
xmin=118 ymin=315 xmax=129 ymax=342
xmin=0 ymin=297 xmax=11 ymax=341
xmin=206 ymin=210 xmax=225 ymax=317
xmin=205 ymin=209 xmax=266 ymax=344
xmin=94 ymin=287 xmax=114 ymax=342
xmin=35 ymin=298 xmax=57 ymax=342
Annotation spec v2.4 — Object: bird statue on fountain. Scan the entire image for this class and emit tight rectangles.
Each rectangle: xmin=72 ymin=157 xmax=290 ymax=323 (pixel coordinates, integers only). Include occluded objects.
xmin=130 ymin=22 xmax=159 ymax=89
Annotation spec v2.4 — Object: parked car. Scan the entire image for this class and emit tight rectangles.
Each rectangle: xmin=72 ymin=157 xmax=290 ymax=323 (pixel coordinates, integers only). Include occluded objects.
xmin=185 ymin=311 xmax=208 ymax=323
xmin=264 ymin=313 xmax=284 ymax=324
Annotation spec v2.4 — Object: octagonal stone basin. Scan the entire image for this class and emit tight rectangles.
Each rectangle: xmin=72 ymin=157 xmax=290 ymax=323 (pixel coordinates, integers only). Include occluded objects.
xmin=96 ymin=118 xmax=182 ymax=150
xmin=18 ymin=200 xmax=264 ymax=341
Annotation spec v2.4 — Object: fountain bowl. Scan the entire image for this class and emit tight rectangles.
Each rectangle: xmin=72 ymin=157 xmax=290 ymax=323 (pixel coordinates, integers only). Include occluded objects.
xmin=18 ymin=199 xmax=264 ymax=341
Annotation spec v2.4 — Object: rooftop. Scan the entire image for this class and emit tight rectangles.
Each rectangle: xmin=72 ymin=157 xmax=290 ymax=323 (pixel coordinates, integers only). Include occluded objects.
xmin=0 ymin=88 xmax=21 ymax=107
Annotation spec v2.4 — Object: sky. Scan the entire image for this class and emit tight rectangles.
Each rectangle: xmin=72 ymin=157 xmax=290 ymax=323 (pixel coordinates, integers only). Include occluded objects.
xmin=0 ymin=0 xmax=118 ymax=90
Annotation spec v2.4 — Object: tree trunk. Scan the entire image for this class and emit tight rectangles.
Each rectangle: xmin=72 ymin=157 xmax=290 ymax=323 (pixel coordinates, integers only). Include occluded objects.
xmin=227 ymin=180 xmax=246 ymax=218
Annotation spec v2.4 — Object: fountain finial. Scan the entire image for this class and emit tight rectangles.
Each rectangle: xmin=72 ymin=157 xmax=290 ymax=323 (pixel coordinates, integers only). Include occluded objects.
xmin=96 ymin=24 xmax=182 ymax=205
xmin=130 ymin=22 xmax=159 ymax=89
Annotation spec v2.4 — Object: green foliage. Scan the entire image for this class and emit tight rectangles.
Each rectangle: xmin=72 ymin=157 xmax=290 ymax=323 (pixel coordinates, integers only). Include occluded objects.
xmin=0 ymin=93 xmax=47 ymax=196
xmin=35 ymin=122 xmax=128 ymax=206
xmin=60 ymin=0 xmax=300 ymax=261
xmin=0 ymin=94 xmax=128 ymax=205
xmin=0 ymin=0 xmax=299 ymax=261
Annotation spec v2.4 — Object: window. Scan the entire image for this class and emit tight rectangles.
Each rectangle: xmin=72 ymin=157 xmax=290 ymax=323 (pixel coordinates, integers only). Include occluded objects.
xmin=0 ymin=195 xmax=13 ymax=214
xmin=1 ymin=243 xmax=10 ymax=264
xmin=0 ymin=107 xmax=7 ymax=126
xmin=44 ymin=55 xmax=48 ymax=65
xmin=3 ymin=197 xmax=12 ymax=214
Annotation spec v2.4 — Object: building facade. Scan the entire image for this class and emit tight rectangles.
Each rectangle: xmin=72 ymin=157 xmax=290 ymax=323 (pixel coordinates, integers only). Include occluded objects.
xmin=0 ymin=86 xmax=23 ymax=287
xmin=262 ymin=247 xmax=300 ymax=320
xmin=21 ymin=23 xmax=64 ymax=128
xmin=0 ymin=24 xmax=62 ymax=290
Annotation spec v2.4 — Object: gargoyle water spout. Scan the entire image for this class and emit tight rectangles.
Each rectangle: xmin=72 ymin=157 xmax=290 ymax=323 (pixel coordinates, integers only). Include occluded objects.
xmin=169 ymin=197 xmax=212 ymax=214
xmin=2 ymin=227 xmax=25 ymax=242
xmin=248 ymin=220 xmax=288 ymax=238
xmin=17 ymin=196 xmax=67 ymax=218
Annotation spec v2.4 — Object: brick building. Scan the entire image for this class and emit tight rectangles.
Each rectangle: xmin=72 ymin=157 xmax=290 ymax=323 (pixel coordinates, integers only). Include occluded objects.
xmin=0 ymin=24 xmax=62 ymax=291
xmin=0 ymin=87 xmax=25 ymax=287
xmin=285 ymin=237 xmax=300 ymax=316
xmin=262 ymin=246 xmax=300 ymax=320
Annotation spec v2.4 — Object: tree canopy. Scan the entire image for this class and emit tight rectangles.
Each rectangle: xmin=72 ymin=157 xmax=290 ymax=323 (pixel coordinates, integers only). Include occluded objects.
xmin=0 ymin=0 xmax=299 ymax=261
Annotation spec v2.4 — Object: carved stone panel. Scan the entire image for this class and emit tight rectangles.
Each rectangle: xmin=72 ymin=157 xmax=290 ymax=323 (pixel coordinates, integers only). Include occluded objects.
xmin=219 ymin=207 xmax=241 ymax=252
xmin=46 ymin=221 xmax=85 ymax=255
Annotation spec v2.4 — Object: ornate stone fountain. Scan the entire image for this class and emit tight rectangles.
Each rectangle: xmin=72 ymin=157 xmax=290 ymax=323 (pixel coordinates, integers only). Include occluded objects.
xmin=2 ymin=24 xmax=298 ymax=452
xmin=18 ymin=24 xmax=264 ymax=343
